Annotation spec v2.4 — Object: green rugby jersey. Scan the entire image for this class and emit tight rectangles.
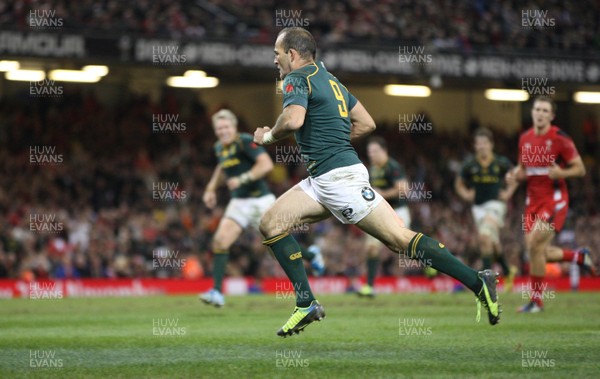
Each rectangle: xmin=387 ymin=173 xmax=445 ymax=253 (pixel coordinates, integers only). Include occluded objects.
xmin=214 ymin=133 xmax=271 ymax=198
xmin=282 ymin=61 xmax=362 ymax=177
xmin=370 ymin=157 xmax=408 ymax=208
xmin=460 ymin=154 xmax=512 ymax=205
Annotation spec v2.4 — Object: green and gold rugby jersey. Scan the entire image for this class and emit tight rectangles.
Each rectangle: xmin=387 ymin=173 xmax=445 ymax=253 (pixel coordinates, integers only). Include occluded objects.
xmin=460 ymin=154 xmax=512 ymax=205
xmin=214 ymin=133 xmax=271 ymax=198
xmin=370 ymin=157 xmax=407 ymax=208
xmin=282 ymin=61 xmax=362 ymax=177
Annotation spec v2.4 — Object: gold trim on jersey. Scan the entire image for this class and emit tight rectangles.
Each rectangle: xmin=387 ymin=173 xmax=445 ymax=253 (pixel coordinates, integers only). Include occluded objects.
xmin=305 ymin=63 xmax=319 ymax=95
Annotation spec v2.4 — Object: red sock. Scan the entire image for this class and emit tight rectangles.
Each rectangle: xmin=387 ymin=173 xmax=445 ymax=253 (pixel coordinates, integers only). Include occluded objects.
xmin=562 ymin=249 xmax=576 ymax=262
xmin=530 ymin=276 xmax=545 ymax=307
xmin=562 ymin=249 xmax=585 ymax=265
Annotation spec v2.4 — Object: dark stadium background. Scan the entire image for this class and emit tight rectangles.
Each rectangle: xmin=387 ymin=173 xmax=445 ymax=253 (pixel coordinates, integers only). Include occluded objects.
xmin=0 ymin=0 xmax=598 ymax=291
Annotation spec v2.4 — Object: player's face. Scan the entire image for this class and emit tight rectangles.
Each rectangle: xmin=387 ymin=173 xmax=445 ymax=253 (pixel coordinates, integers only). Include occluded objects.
xmin=474 ymin=136 xmax=493 ymax=157
xmin=367 ymin=143 xmax=386 ymax=166
xmin=274 ymin=34 xmax=292 ymax=79
xmin=213 ymin=119 xmax=236 ymax=145
xmin=531 ymin=101 xmax=554 ymax=129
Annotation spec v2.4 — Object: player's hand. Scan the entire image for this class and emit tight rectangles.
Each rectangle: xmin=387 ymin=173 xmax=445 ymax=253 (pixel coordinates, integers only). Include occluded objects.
xmin=505 ymin=171 xmax=517 ymax=186
xmin=226 ymin=177 xmax=241 ymax=191
xmin=548 ymin=163 xmax=563 ymax=180
xmin=203 ymin=191 xmax=217 ymax=209
xmin=465 ymin=189 xmax=475 ymax=202
xmin=253 ymin=127 xmax=271 ymax=145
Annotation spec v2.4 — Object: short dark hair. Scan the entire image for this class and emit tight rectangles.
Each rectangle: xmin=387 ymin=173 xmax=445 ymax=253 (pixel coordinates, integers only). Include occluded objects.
xmin=474 ymin=127 xmax=493 ymax=143
xmin=368 ymin=136 xmax=387 ymax=151
xmin=533 ymin=96 xmax=557 ymax=114
xmin=277 ymin=27 xmax=316 ymax=60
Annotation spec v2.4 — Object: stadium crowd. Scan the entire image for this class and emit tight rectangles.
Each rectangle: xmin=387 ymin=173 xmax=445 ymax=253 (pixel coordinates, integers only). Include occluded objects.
xmin=0 ymin=92 xmax=598 ymax=281
xmin=0 ymin=0 xmax=598 ymax=53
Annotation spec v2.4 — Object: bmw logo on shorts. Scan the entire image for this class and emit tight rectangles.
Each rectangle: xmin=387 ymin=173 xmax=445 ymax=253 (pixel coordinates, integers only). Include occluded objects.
xmin=361 ymin=187 xmax=375 ymax=201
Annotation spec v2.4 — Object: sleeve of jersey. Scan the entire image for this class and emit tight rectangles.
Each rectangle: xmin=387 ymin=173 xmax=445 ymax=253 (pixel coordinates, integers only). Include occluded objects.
xmin=347 ymin=91 xmax=358 ymax=111
xmin=282 ymin=74 xmax=309 ymax=109
xmin=558 ymin=134 xmax=580 ymax=163
xmin=241 ymin=134 xmax=267 ymax=160
xmin=517 ymin=135 xmax=524 ymax=165
xmin=460 ymin=162 xmax=470 ymax=181
xmin=501 ymin=156 xmax=513 ymax=174
xmin=390 ymin=161 xmax=405 ymax=181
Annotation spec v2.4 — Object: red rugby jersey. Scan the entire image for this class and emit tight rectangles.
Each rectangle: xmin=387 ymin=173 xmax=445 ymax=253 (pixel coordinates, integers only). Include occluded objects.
xmin=518 ymin=125 xmax=579 ymax=202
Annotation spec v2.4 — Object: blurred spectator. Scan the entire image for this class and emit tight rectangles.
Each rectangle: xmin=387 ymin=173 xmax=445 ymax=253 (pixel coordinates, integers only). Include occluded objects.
xmin=0 ymin=1 xmax=597 ymax=53
xmin=0 ymin=91 xmax=597 ymax=280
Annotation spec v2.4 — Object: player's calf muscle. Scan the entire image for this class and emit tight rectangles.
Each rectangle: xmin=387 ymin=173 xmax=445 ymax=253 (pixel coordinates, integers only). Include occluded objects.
xmin=212 ymin=238 xmax=232 ymax=251
xmin=358 ymin=211 xmax=415 ymax=252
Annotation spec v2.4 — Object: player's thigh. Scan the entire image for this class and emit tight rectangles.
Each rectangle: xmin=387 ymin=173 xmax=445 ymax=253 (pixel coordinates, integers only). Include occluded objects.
xmin=357 ymin=199 xmax=416 ymax=252
xmin=476 ymin=201 xmax=504 ymax=241
xmin=248 ymin=194 xmax=276 ymax=230
xmin=525 ymin=223 xmax=554 ymax=254
xmin=478 ymin=215 xmax=498 ymax=245
xmin=213 ymin=217 xmax=244 ymax=250
xmin=260 ymin=184 xmax=330 ymax=236
xmin=544 ymin=245 xmax=565 ymax=261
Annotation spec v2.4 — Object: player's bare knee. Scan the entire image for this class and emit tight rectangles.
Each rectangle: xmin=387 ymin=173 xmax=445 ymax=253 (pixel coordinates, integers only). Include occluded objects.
xmin=530 ymin=230 xmax=551 ymax=248
xmin=529 ymin=238 xmax=546 ymax=256
xmin=212 ymin=238 xmax=229 ymax=252
xmin=259 ymin=211 xmax=280 ymax=237
xmin=479 ymin=234 xmax=493 ymax=251
xmin=366 ymin=246 xmax=379 ymax=258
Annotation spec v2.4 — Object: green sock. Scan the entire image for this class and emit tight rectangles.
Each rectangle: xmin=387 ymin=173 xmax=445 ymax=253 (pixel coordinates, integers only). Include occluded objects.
xmin=212 ymin=251 xmax=229 ymax=292
xmin=482 ymin=256 xmax=492 ymax=270
xmin=366 ymin=257 xmax=379 ymax=287
xmin=494 ymin=254 xmax=510 ymax=275
xmin=301 ymin=246 xmax=315 ymax=261
xmin=407 ymin=233 xmax=482 ymax=294
xmin=264 ymin=233 xmax=315 ymax=307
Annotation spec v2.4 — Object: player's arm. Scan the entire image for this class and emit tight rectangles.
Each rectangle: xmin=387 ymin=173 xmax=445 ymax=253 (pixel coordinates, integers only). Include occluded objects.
xmin=349 ymin=101 xmax=376 ymax=140
xmin=254 ymin=105 xmax=306 ymax=145
xmin=549 ymin=133 xmax=585 ymax=179
xmin=499 ymin=159 xmax=519 ymax=202
xmin=505 ymin=163 xmax=526 ymax=185
xmin=507 ymin=134 xmax=527 ymax=185
xmin=499 ymin=177 xmax=519 ymax=202
xmin=549 ymin=156 xmax=585 ymax=180
xmin=499 ymin=172 xmax=519 ymax=202
xmin=374 ymin=179 xmax=406 ymax=200
xmin=203 ymin=164 xmax=225 ymax=209
xmin=227 ymin=152 xmax=274 ymax=190
xmin=454 ymin=176 xmax=475 ymax=202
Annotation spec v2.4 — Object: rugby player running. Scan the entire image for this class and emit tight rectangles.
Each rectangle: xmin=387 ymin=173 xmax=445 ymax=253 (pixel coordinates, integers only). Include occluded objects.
xmin=506 ymin=96 xmax=594 ymax=313
xmin=254 ymin=27 xmax=500 ymax=337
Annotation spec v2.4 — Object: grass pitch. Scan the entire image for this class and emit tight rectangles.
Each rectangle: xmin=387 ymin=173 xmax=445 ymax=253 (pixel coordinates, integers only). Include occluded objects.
xmin=1 ymin=291 xmax=599 ymax=378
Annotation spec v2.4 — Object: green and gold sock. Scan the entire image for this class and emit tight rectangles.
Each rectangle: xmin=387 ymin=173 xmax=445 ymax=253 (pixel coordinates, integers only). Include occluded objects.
xmin=366 ymin=257 xmax=379 ymax=287
xmin=212 ymin=250 xmax=229 ymax=293
xmin=264 ymin=233 xmax=315 ymax=307
xmin=407 ymin=233 xmax=482 ymax=293
xmin=301 ymin=246 xmax=316 ymax=261
xmin=495 ymin=254 xmax=510 ymax=276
